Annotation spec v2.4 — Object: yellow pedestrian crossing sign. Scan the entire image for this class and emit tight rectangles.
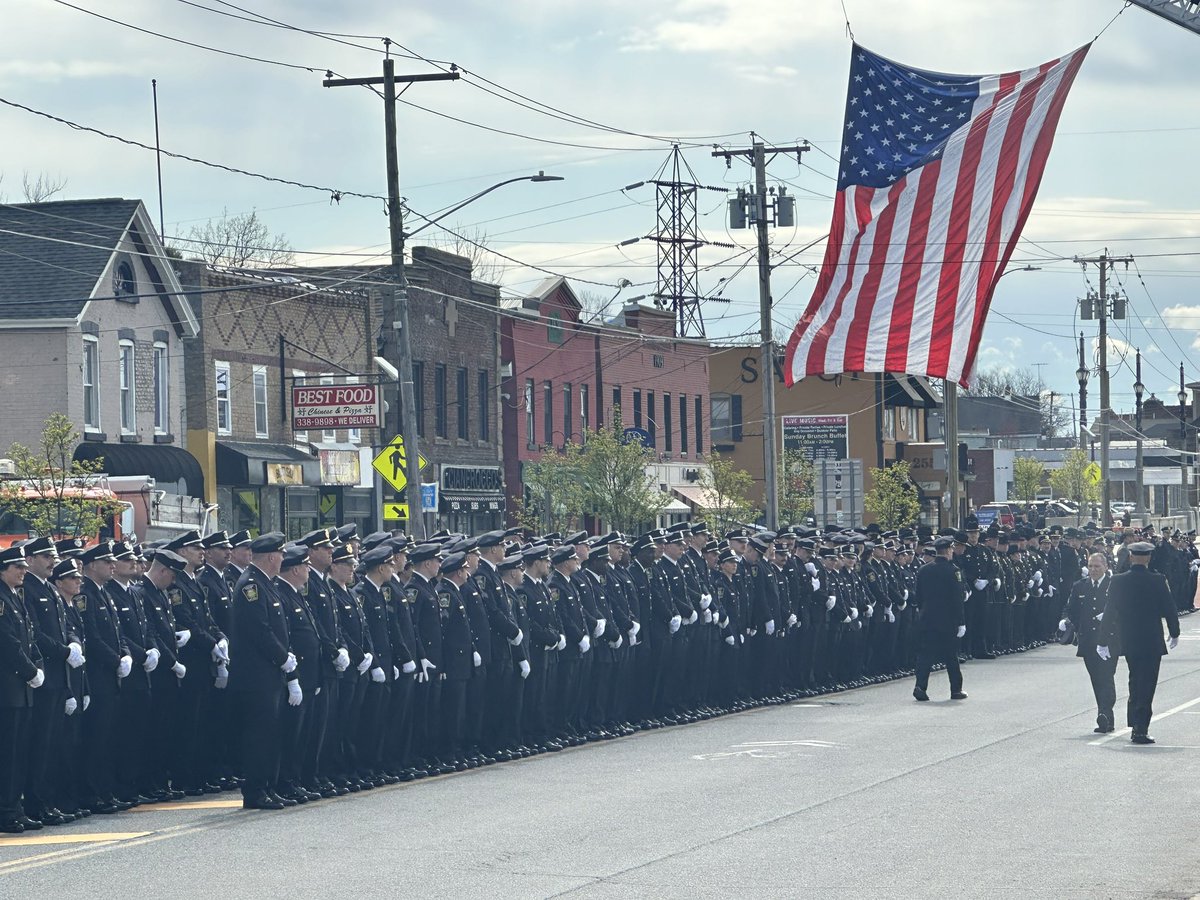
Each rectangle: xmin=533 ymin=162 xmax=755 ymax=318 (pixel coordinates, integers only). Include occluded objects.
xmin=383 ymin=502 xmax=409 ymax=522
xmin=372 ymin=435 xmax=428 ymax=493
xmin=1084 ymin=462 xmax=1101 ymax=485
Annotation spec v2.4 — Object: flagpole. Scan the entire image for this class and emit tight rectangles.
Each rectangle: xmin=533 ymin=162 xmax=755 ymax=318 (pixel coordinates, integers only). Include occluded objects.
xmin=945 ymin=379 xmax=959 ymax=528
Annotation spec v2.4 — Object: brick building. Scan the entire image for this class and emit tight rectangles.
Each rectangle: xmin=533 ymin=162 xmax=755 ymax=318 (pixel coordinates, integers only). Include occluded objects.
xmin=500 ymin=277 xmax=711 ymax=528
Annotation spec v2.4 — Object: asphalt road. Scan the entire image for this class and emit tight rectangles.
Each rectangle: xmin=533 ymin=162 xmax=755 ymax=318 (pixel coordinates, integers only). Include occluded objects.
xmin=6 ymin=618 xmax=1200 ymax=899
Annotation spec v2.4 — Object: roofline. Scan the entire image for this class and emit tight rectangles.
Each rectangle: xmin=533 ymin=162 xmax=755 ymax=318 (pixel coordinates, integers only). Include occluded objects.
xmin=0 ymin=318 xmax=78 ymax=329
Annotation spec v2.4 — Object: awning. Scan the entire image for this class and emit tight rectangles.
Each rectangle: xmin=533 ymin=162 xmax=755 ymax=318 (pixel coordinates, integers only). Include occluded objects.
xmin=73 ymin=442 xmax=204 ymax=497
xmin=885 ymin=374 xmax=940 ymax=408
xmin=659 ymin=495 xmax=691 ymax=515
xmin=216 ymin=441 xmax=320 ymax=487
xmin=672 ymin=484 xmax=721 ymax=510
xmin=440 ymin=492 xmax=505 ymax=514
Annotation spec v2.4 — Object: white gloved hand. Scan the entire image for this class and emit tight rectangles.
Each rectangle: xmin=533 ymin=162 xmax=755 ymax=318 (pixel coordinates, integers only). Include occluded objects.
xmin=287 ymin=678 xmax=302 ymax=706
xmin=865 ymin=604 xmax=875 ymax=619
xmin=472 ymin=651 xmax=482 ymax=667
xmin=393 ymin=665 xmax=401 ymax=679
xmin=82 ymin=694 xmax=90 ymax=711
xmin=508 ymin=628 xmax=523 ymax=647
xmin=974 ymin=579 xmax=988 ymax=591
xmin=281 ymin=652 xmax=297 ymax=674
xmin=214 ymin=663 xmax=229 ymax=689
xmin=956 ymin=625 xmax=966 ymax=639
xmin=609 ymin=634 xmax=623 ymax=649
xmin=719 ymin=616 xmax=729 ymax=629
xmin=993 ymin=578 xmax=1002 ymax=590
xmin=117 ymin=655 xmax=132 ymax=679
xmin=212 ymin=638 xmax=229 ymax=663
xmin=687 ymin=610 xmax=698 ymax=625
xmin=27 ymin=668 xmax=44 ymax=689
xmin=556 ymin=635 xmax=566 ymax=651
xmin=850 ymin=607 xmax=859 ymax=621
xmin=1047 ymin=585 xmax=1056 ymax=597
xmin=402 ymin=660 xmax=417 ymax=675
xmin=420 ymin=658 xmax=437 ymax=682
xmin=143 ymin=647 xmax=160 ymax=673
xmin=171 ymin=661 xmax=186 ymax=679
xmin=357 ymin=652 xmax=373 ymax=675
xmin=669 ymin=615 xmax=682 ymax=635
xmin=593 ymin=618 xmax=606 ymax=639
xmin=1081 ymin=567 xmax=1088 ymax=578
xmin=630 ymin=621 xmax=641 ymax=637
xmin=67 ymin=641 xmax=84 ymax=668
xmin=1034 ymin=571 xmax=1043 ymax=584
xmin=1026 ymin=579 xmax=1035 ymax=590
xmin=765 ymin=619 xmax=776 ymax=636
xmin=805 ymin=561 xmax=818 ymax=576
xmin=903 ymin=589 xmax=910 ymax=602
xmin=1058 ymin=618 xmax=1069 ymax=632
xmin=370 ymin=667 xmax=386 ymax=683
xmin=826 ymin=596 xmax=836 ymax=611
xmin=842 ymin=615 xmax=852 ymax=624
xmin=175 ymin=629 xmax=191 ymax=649
xmin=1094 ymin=611 xmax=1104 ymax=622
xmin=578 ymin=635 xmax=590 ymax=653
xmin=787 ymin=613 xmax=798 ymax=627
xmin=627 ymin=629 xmax=638 ymax=647
xmin=1096 ymin=645 xmax=1111 ymax=661
xmin=725 ymin=635 xmax=736 ymax=646
xmin=64 ymin=696 xmax=78 ymax=716
xmin=700 ymin=593 xmax=712 ymax=610
xmin=334 ymin=648 xmax=350 ymax=672
xmin=518 ymin=659 xmax=531 ymax=679
xmin=811 ymin=577 xmax=822 ymax=591
xmin=1168 ymin=635 xmax=1179 ymax=651
xmin=702 ymin=608 xmax=713 ymax=624
xmin=886 ymin=609 xmax=896 ymax=624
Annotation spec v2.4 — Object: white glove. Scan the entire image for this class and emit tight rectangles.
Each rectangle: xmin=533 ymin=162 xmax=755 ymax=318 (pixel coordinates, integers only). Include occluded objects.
xmin=214 ymin=663 xmax=229 ymax=689
xmin=1096 ymin=645 xmax=1111 ymax=661
xmin=886 ymin=609 xmax=895 ymax=624
xmin=842 ymin=615 xmax=851 ymax=624
xmin=627 ymin=629 xmax=638 ymax=647
xmin=117 ymin=655 xmax=132 ymax=679
xmin=669 ymin=615 xmax=682 ymax=634
xmin=1047 ymin=585 xmax=1056 ymax=597
xmin=700 ymin=593 xmax=712 ymax=610
xmin=974 ymin=579 xmax=988 ymax=591
xmin=826 ymin=596 xmax=836 ymax=611
xmin=956 ymin=625 xmax=966 ymax=639
xmin=370 ymin=667 xmax=386 ymax=683
xmin=1034 ymin=571 xmax=1043 ymax=584
xmin=556 ymin=635 xmax=566 ymax=651
xmin=1058 ymin=618 xmax=1069 ymax=632
xmin=850 ymin=607 xmax=859 ymax=621
xmin=27 ymin=668 xmax=44 ymax=689
xmin=1094 ymin=611 xmax=1104 ymax=622
xmin=687 ymin=610 xmax=698 ymax=625
xmin=609 ymin=634 xmax=623 ymax=649
xmin=393 ymin=665 xmax=401 ymax=679
xmin=518 ymin=659 xmax=531 ymax=679
xmin=578 ymin=635 xmax=590 ymax=653
xmin=508 ymin=628 xmax=523 ymax=647
xmin=64 ymin=696 xmax=77 ymax=716
xmin=171 ymin=661 xmax=186 ymax=679
xmin=1026 ymin=580 xmax=1035 ymax=590
xmin=994 ymin=578 xmax=1002 ymax=590
xmin=719 ymin=616 xmax=729 ymax=629
xmin=903 ymin=589 xmax=910 ymax=601
xmin=630 ymin=621 xmax=641 ymax=637
xmin=865 ymin=604 xmax=875 ymax=619
xmin=702 ymin=608 xmax=713 ymax=624
xmin=420 ymin=658 xmax=437 ymax=681
xmin=67 ymin=641 xmax=84 ymax=669
xmin=765 ymin=619 xmax=776 ymax=636
xmin=805 ymin=562 xmax=818 ymax=576
xmin=357 ymin=652 xmax=373 ymax=675
xmin=287 ymin=678 xmax=302 ymax=706
xmin=334 ymin=648 xmax=350 ymax=672
xmin=725 ymin=634 xmax=736 ymax=646
xmin=402 ymin=660 xmax=417 ymax=675
xmin=212 ymin=638 xmax=229 ymax=663
xmin=811 ymin=577 xmax=821 ymax=591
xmin=143 ymin=647 xmax=160 ymax=673
xmin=281 ymin=652 xmax=297 ymax=674
xmin=593 ymin=618 xmax=606 ymax=639
xmin=82 ymin=694 xmax=90 ymax=711
xmin=1081 ymin=567 xmax=1088 ymax=578
xmin=787 ymin=613 xmax=798 ymax=627
xmin=472 ymin=651 xmax=482 ymax=667
xmin=1168 ymin=635 xmax=1179 ymax=651
xmin=175 ymin=629 xmax=191 ymax=649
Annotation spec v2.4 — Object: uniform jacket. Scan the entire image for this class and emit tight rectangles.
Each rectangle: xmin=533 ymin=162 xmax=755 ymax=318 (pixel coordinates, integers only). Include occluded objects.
xmin=436 ymin=579 xmax=476 ymax=681
xmin=914 ymin=558 xmax=966 ymax=635
xmin=1099 ymin=564 xmax=1180 ymax=659
xmin=0 ymin=581 xmax=41 ymax=708
xmin=78 ymin=576 xmax=127 ymax=696
xmin=1065 ymin=574 xmax=1112 ymax=657
xmin=227 ymin=565 xmax=290 ymax=693
xmin=107 ymin=579 xmax=153 ymax=694
xmin=24 ymin=572 xmax=75 ymax=691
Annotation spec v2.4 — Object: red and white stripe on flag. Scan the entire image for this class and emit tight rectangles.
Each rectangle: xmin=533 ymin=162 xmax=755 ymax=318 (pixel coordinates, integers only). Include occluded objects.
xmin=784 ymin=45 xmax=1090 ymax=388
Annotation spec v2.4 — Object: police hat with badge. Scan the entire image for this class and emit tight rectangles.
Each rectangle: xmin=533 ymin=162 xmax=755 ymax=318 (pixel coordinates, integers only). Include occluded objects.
xmin=201 ymin=531 xmax=233 ymax=550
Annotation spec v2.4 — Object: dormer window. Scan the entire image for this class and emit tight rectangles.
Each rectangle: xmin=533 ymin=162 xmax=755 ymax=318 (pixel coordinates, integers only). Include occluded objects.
xmin=547 ymin=310 xmax=564 ymax=344
xmin=113 ymin=259 xmax=137 ymax=302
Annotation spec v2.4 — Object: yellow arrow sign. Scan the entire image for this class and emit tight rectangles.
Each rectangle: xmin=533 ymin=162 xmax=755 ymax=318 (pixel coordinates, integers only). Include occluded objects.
xmin=371 ymin=435 xmax=429 ymax=493
xmin=382 ymin=501 xmax=409 ymax=522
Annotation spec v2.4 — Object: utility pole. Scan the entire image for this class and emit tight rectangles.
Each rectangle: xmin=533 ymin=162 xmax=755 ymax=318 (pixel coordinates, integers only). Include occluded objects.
xmin=1134 ymin=349 xmax=1145 ymax=524
xmin=713 ymin=137 xmax=808 ymax=528
xmin=325 ymin=56 xmax=459 ymax=537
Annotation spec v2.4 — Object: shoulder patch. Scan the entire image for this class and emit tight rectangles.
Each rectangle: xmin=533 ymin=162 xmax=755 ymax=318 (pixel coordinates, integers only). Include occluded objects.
xmin=954 ymin=570 xmax=963 ymax=582
xmin=74 ymin=596 xmax=86 ymax=612
xmin=382 ymin=585 xmax=392 ymax=602
xmin=438 ymin=591 xmax=451 ymax=610
xmin=405 ymin=588 xmax=418 ymax=603
xmin=241 ymin=584 xmax=258 ymax=603
xmin=868 ymin=573 xmax=877 ymax=582
xmin=550 ymin=587 xmax=560 ymax=603
xmin=474 ymin=574 xmax=487 ymax=588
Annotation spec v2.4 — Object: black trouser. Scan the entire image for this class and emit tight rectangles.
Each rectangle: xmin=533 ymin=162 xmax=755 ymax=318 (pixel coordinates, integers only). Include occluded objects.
xmin=301 ymin=675 xmax=336 ymax=786
xmin=333 ymin=674 xmax=365 ymax=780
xmin=523 ymin=653 xmax=553 ymax=741
xmin=968 ymin=592 xmax=989 ymax=656
xmin=915 ymin=631 xmax=962 ymax=694
xmin=146 ymin=675 xmax=177 ymax=792
xmin=441 ymin=678 xmax=467 ymax=757
xmin=413 ymin=678 xmax=441 ymax=764
xmin=235 ymin=689 xmax=282 ymax=799
xmin=83 ymin=691 xmax=120 ymax=802
xmin=116 ymin=687 xmax=151 ymax=799
xmin=172 ymin=660 xmax=209 ymax=789
xmin=357 ymin=680 xmax=389 ymax=773
xmin=25 ymin=687 xmax=65 ymax=816
xmin=385 ymin=674 xmax=414 ymax=771
xmin=1125 ymin=654 xmax=1163 ymax=736
xmin=557 ymin=656 xmax=580 ymax=731
xmin=57 ymin=705 xmax=83 ymax=812
xmin=1083 ymin=651 xmax=1117 ymax=723
xmin=278 ymin=688 xmax=309 ymax=790
xmin=465 ymin=662 xmax=488 ymax=749
xmin=0 ymin=706 xmax=31 ymax=821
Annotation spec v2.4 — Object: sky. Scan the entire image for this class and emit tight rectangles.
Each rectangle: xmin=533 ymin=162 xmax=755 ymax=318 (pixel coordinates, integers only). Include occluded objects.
xmin=3 ymin=0 xmax=1200 ymax=421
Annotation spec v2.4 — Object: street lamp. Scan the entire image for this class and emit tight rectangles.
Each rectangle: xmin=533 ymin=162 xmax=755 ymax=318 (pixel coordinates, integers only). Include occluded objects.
xmin=1134 ymin=350 xmax=1145 ymax=523
xmin=1076 ymin=332 xmax=1090 ymax=451
xmin=404 ymin=172 xmax=565 ymax=239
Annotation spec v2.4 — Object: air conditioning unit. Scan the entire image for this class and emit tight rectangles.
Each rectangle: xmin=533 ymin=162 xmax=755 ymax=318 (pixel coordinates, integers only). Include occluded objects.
xmin=684 ymin=468 xmax=700 ymax=482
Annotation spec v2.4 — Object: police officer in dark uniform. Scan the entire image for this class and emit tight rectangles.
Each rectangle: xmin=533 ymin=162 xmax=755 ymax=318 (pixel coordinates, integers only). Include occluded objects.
xmin=328 ymin=543 xmax=372 ymax=790
xmin=549 ymin=545 xmax=589 ymax=741
xmin=224 ymin=531 xmax=252 ymax=591
xmin=136 ymin=549 xmax=187 ymax=801
xmin=383 ymin=538 xmax=421 ymax=781
xmin=437 ymin=551 xmax=478 ymax=767
xmin=1061 ymin=551 xmax=1116 ymax=733
xmin=475 ymin=532 xmax=523 ymax=759
xmin=1097 ymin=541 xmax=1181 ymax=744
xmin=519 ymin=545 xmax=561 ymax=750
xmin=497 ymin=552 xmax=531 ymax=754
xmin=406 ymin=543 xmax=446 ymax=773
xmin=0 ymin=545 xmax=43 ymax=833
xmin=355 ymin=544 xmax=398 ymax=785
xmin=273 ymin=544 xmax=321 ymax=803
xmin=912 ymin=537 xmax=967 ymax=702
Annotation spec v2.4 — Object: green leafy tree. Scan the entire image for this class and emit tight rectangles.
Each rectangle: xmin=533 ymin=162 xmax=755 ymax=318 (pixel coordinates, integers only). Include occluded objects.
xmin=576 ymin=420 xmax=668 ymax=533
xmin=1 ymin=413 xmax=120 ymax=539
xmin=1049 ymin=448 xmax=1099 ymax=515
xmin=698 ymin=452 xmax=761 ymax=534
xmin=778 ymin=450 xmax=815 ymax=525
xmin=863 ymin=460 xmax=921 ymax=529
xmin=1013 ymin=456 xmax=1046 ymax=503
xmin=514 ymin=442 xmax=586 ymax=534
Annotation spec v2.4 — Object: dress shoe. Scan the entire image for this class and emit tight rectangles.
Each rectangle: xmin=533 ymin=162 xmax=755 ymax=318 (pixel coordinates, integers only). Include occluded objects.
xmin=91 ymin=802 xmax=121 ymax=815
xmin=0 ymin=820 xmax=24 ymax=834
xmin=269 ymin=792 xmax=298 ymax=807
xmin=1131 ymin=733 xmax=1156 ymax=745
xmin=18 ymin=816 xmax=43 ymax=831
xmin=951 ymin=691 xmax=968 ymax=700
xmin=37 ymin=811 xmax=70 ymax=827
xmin=913 ymin=686 xmax=929 ymax=701
xmin=1095 ymin=713 xmax=1113 ymax=734
xmin=242 ymin=795 xmax=285 ymax=811
xmin=165 ymin=790 xmax=186 ymax=802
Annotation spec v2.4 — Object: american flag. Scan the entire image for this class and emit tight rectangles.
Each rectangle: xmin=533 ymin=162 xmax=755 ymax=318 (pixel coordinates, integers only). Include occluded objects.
xmin=784 ymin=43 xmax=1089 ymax=388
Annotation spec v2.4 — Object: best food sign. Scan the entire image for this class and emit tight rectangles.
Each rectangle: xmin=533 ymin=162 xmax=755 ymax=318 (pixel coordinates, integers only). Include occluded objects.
xmin=292 ymin=383 xmax=381 ymax=430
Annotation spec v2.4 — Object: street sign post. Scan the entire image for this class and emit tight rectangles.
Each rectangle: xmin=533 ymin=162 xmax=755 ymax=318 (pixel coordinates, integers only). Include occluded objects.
xmin=420 ymin=482 xmax=438 ymax=514
xmin=371 ymin=435 xmax=429 ymax=493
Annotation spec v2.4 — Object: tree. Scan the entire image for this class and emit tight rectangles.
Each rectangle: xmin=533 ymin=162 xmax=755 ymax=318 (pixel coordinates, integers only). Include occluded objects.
xmin=576 ymin=421 xmax=669 ymax=533
xmin=778 ymin=450 xmax=814 ymax=524
xmin=698 ymin=452 xmax=760 ymax=534
xmin=863 ymin=460 xmax=921 ymax=529
xmin=513 ymin=442 xmax=585 ymax=535
xmin=966 ymin=365 xmax=1069 ymax=443
xmin=0 ymin=414 xmax=120 ymax=539
xmin=431 ymin=225 xmax=507 ymax=284
xmin=184 ymin=208 xmax=295 ymax=269
xmin=0 ymin=170 xmax=68 ymax=203
xmin=1012 ymin=456 xmax=1046 ymax=503
xmin=1049 ymin=449 xmax=1099 ymax=514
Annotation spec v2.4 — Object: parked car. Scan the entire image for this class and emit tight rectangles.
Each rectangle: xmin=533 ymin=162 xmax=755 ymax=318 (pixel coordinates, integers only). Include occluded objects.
xmin=975 ymin=502 xmax=1016 ymax=528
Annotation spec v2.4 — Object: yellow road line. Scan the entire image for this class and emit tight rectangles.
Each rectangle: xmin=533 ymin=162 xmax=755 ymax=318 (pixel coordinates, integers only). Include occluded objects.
xmin=129 ymin=800 xmax=242 ymax=812
xmin=0 ymin=832 xmax=149 ymax=849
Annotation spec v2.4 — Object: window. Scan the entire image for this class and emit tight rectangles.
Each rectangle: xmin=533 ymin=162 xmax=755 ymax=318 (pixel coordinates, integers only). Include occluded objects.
xmin=882 ymin=408 xmax=896 ymax=441
xmin=345 ymin=376 xmax=361 ymax=444
xmin=434 ymin=364 xmax=447 ymax=438
xmin=320 ymin=374 xmax=336 ymax=442
xmin=664 ymin=392 xmax=673 ymax=452
xmin=477 ymin=370 xmax=489 ymax=442
xmin=633 ymin=390 xmax=642 ymax=429
xmin=153 ymin=342 xmax=169 ymax=434
xmin=412 ymin=362 xmax=425 ymax=438
xmin=252 ymin=365 xmax=269 ymax=438
xmin=711 ymin=392 xmax=742 ymax=444
xmin=612 ymin=386 xmax=621 ymax=421
xmin=457 ymin=367 xmax=469 ymax=440
xmin=292 ymin=371 xmax=308 ymax=443
xmin=215 ymin=361 xmax=231 ymax=435
xmin=679 ymin=394 xmax=688 ymax=457
xmin=118 ymin=340 xmax=136 ymax=433
xmin=82 ymin=336 xmax=100 ymax=430
xmin=525 ymin=379 xmax=535 ymax=448
xmin=695 ymin=395 xmax=703 ymax=454
xmin=547 ymin=310 xmax=564 ymax=344
xmin=543 ymin=380 xmax=554 ymax=447
xmin=580 ymin=384 xmax=590 ymax=434
xmin=647 ymin=391 xmax=657 ymax=445
xmin=563 ymin=383 xmax=573 ymax=443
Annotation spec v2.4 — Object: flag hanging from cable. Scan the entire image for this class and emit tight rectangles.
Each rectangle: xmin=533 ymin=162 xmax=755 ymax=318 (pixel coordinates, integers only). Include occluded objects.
xmin=784 ymin=43 xmax=1089 ymax=388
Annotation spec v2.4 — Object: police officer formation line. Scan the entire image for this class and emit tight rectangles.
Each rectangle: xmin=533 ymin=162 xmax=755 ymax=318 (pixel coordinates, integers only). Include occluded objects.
xmin=0 ymin=516 xmax=1194 ymax=824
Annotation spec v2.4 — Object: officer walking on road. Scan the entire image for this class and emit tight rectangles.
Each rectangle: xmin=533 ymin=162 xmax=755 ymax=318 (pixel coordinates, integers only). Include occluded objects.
xmin=913 ymin=537 xmax=967 ymax=702
xmin=1060 ymin=552 xmax=1116 ymax=734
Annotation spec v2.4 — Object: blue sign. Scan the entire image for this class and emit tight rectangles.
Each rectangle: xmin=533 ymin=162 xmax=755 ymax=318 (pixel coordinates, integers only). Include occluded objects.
xmin=420 ymin=482 xmax=438 ymax=514
xmin=622 ymin=427 xmax=653 ymax=448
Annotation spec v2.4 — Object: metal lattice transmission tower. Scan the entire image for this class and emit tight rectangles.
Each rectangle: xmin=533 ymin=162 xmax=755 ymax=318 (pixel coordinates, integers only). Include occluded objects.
xmin=646 ymin=146 xmax=730 ymax=338
xmin=1128 ymin=0 xmax=1200 ymax=35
